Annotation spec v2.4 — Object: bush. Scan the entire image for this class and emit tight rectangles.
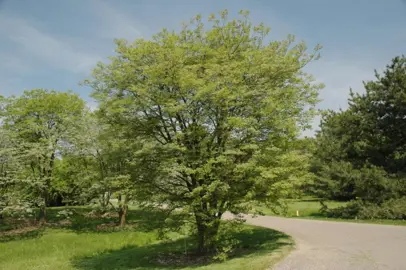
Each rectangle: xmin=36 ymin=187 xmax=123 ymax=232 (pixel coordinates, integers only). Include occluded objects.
xmin=380 ymin=198 xmax=406 ymax=220
xmin=325 ymin=198 xmax=406 ymax=220
xmin=324 ymin=200 xmax=362 ymax=219
xmin=311 ymin=160 xmax=357 ymax=201
xmin=1 ymin=204 xmax=35 ymax=220
xmin=56 ymin=209 xmax=75 ymax=219
xmin=212 ymin=220 xmax=244 ymax=261
xmin=354 ymin=166 xmax=400 ymax=204
xmin=312 ymin=162 xmax=404 ymax=205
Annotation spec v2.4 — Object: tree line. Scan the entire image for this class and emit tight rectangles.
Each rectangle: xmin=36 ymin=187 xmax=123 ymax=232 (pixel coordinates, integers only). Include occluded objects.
xmin=0 ymin=10 xmax=405 ymax=254
xmin=310 ymin=56 xmax=406 ymax=219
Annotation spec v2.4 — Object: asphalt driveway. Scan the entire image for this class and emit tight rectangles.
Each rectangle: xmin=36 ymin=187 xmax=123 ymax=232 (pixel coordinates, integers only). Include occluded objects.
xmin=241 ymin=215 xmax=406 ymax=270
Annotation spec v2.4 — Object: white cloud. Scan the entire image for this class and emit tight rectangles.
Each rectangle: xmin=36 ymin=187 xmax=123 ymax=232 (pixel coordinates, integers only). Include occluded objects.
xmin=88 ymin=0 xmax=144 ymax=41
xmin=301 ymin=59 xmax=378 ymax=136
xmin=0 ymin=15 xmax=101 ymax=75
xmin=311 ymin=60 xmax=374 ymax=110
xmin=0 ymin=0 xmax=144 ymax=78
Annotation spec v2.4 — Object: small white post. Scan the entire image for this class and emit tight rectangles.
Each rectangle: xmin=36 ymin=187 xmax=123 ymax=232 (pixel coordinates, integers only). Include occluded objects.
xmin=296 ymin=210 xmax=299 ymax=217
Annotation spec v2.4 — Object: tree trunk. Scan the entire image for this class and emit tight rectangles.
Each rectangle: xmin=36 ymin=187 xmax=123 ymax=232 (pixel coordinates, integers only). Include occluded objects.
xmin=38 ymin=205 xmax=46 ymax=223
xmin=38 ymin=192 xmax=47 ymax=223
xmin=195 ymin=213 xmax=221 ymax=254
xmin=38 ymin=150 xmax=55 ymax=224
xmin=197 ymin=224 xmax=207 ymax=254
xmin=118 ymin=194 xmax=128 ymax=227
xmin=119 ymin=204 xmax=128 ymax=227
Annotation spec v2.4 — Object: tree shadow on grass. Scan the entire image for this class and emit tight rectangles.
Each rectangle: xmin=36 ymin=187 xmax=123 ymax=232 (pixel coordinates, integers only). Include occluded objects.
xmin=71 ymin=227 xmax=291 ymax=270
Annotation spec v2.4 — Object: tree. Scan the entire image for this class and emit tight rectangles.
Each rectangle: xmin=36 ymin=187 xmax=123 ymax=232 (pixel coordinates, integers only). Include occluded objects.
xmin=1 ymin=89 xmax=85 ymax=222
xmin=70 ymin=112 xmax=137 ymax=226
xmin=350 ymin=56 xmax=406 ymax=174
xmin=0 ymin=97 xmax=31 ymax=221
xmin=87 ymin=10 xmax=322 ymax=253
xmin=0 ymin=127 xmax=18 ymax=221
xmin=313 ymin=56 xmax=406 ymax=202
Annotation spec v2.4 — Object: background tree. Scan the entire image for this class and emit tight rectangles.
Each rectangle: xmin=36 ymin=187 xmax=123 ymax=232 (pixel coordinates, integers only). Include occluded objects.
xmin=69 ymin=112 xmax=137 ymax=226
xmin=1 ymin=89 xmax=85 ymax=222
xmin=0 ymin=127 xmax=21 ymax=222
xmin=87 ymin=10 xmax=322 ymax=253
xmin=312 ymin=56 xmax=406 ymax=204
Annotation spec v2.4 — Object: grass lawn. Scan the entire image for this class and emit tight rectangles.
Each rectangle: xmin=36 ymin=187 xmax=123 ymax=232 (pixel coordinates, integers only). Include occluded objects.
xmin=256 ymin=198 xmax=346 ymax=218
xmin=256 ymin=197 xmax=406 ymax=226
xmin=0 ymin=207 xmax=294 ymax=270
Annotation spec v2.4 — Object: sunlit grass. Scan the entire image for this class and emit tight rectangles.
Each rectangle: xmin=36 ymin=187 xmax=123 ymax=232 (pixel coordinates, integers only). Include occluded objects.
xmin=0 ymin=208 xmax=293 ymax=270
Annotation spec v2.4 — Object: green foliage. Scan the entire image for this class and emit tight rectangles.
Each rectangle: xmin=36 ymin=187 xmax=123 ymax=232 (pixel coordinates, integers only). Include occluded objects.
xmin=380 ymin=197 xmax=406 ymax=220
xmin=312 ymin=56 xmax=406 ymax=204
xmin=211 ymin=220 xmax=245 ymax=261
xmin=325 ymin=197 xmax=406 ymax=220
xmin=0 ymin=89 xmax=86 ymax=220
xmin=87 ymin=10 xmax=322 ymax=253
xmin=354 ymin=166 xmax=402 ymax=204
xmin=323 ymin=200 xmax=362 ymax=219
xmin=311 ymin=160 xmax=357 ymax=201
xmin=52 ymin=156 xmax=92 ymax=205
xmin=0 ymin=128 xmax=18 ymax=218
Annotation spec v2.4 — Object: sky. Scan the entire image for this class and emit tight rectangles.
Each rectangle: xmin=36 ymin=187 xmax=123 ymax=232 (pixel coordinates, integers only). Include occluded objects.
xmin=0 ymin=0 xmax=405 ymax=135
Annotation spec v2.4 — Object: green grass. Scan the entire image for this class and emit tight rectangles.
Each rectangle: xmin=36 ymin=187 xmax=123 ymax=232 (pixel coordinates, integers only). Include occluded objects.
xmin=0 ymin=208 xmax=294 ymax=270
xmin=257 ymin=198 xmax=346 ymax=218
xmin=256 ymin=197 xmax=406 ymax=226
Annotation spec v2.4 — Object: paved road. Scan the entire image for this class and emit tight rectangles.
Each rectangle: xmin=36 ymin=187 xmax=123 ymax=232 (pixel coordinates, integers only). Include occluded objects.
xmin=242 ymin=215 xmax=406 ymax=270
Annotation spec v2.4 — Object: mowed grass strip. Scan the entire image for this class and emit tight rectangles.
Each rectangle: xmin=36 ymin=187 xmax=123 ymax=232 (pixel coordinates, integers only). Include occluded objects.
xmin=0 ymin=208 xmax=294 ymax=270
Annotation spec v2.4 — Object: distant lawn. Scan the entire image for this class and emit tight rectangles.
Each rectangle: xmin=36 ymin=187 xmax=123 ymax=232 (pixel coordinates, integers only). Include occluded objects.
xmin=0 ymin=207 xmax=293 ymax=270
xmin=256 ymin=197 xmax=346 ymax=218
xmin=256 ymin=197 xmax=406 ymax=226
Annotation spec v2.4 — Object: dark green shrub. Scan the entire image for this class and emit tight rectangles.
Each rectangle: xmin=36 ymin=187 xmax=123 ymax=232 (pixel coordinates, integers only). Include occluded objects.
xmin=325 ymin=197 xmax=406 ymax=220
xmin=354 ymin=166 xmax=400 ymax=204
xmin=325 ymin=200 xmax=362 ymax=219
xmin=380 ymin=198 xmax=406 ymax=220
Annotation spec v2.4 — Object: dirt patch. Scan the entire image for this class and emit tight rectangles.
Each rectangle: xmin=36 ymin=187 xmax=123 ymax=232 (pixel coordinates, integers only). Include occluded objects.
xmin=2 ymin=217 xmax=38 ymax=227
xmin=47 ymin=219 xmax=73 ymax=227
xmin=58 ymin=219 xmax=73 ymax=226
xmin=83 ymin=211 xmax=119 ymax=219
xmin=101 ymin=212 xmax=119 ymax=218
xmin=0 ymin=226 xmax=40 ymax=237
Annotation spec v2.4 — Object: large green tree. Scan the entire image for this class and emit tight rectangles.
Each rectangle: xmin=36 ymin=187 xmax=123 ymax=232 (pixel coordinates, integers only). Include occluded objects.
xmin=313 ymin=56 xmax=406 ymax=202
xmin=1 ymin=89 xmax=85 ymax=222
xmin=87 ymin=10 xmax=322 ymax=253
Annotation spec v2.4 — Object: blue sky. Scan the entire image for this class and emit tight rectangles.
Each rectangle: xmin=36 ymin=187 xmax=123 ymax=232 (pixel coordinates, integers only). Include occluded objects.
xmin=0 ymin=0 xmax=405 ymax=135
